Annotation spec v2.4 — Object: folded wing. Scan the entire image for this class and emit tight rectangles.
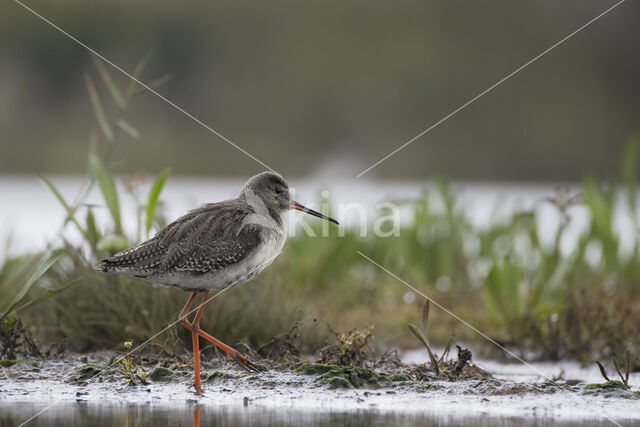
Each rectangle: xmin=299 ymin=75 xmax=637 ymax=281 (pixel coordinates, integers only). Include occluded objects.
xmin=98 ymin=200 xmax=262 ymax=278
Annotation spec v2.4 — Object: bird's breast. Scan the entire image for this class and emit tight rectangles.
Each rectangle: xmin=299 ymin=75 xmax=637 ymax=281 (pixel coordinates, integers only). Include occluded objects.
xmin=211 ymin=226 xmax=286 ymax=288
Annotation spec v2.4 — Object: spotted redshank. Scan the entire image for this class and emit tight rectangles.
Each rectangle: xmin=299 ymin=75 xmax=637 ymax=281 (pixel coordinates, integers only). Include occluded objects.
xmin=98 ymin=171 xmax=338 ymax=393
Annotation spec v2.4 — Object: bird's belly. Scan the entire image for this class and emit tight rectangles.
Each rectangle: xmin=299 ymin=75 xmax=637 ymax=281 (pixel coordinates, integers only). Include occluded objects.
xmin=152 ymin=228 xmax=285 ymax=292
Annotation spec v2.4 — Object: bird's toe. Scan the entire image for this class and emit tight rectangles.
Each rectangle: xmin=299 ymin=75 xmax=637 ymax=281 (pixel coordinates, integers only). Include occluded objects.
xmin=234 ymin=354 xmax=265 ymax=373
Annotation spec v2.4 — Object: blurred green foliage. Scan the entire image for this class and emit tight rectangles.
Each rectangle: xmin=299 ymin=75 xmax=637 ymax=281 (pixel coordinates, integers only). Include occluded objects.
xmin=3 ymin=157 xmax=640 ymax=363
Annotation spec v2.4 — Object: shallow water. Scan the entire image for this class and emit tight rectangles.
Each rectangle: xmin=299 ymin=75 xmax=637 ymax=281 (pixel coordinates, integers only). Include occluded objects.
xmin=0 ymin=401 xmax=620 ymax=427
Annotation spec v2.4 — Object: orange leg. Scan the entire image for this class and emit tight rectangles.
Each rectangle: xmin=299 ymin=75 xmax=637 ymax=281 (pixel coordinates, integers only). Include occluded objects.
xmin=189 ymin=292 xmax=209 ymax=394
xmin=179 ymin=292 xmax=205 ymax=393
xmin=178 ymin=292 xmax=261 ymax=393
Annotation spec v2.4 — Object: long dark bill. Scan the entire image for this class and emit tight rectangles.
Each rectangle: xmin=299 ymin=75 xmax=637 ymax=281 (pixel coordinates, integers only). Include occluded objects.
xmin=290 ymin=201 xmax=339 ymax=225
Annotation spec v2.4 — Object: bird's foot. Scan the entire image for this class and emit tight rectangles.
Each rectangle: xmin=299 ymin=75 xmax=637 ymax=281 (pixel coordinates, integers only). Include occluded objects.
xmin=228 ymin=351 xmax=265 ymax=373
xmin=189 ymin=382 xmax=205 ymax=395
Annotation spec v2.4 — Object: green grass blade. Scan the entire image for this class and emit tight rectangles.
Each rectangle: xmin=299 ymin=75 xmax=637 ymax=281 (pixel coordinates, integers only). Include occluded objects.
xmin=624 ymin=344 xmax=631 ymax=383
xmin=408 ymin=323 xmax=440 ymax=375
xmin=147 ymin=73 xmax=173 ymax=89
xmin=13 ymin=278 xmax=83 ymax=315
xmin=85 ymin=207 xmax=101 ymax=254
xmin=38 ymin=173 xmax=71 ymax=214
xmin=92 ymin=56 xmax=127 ymax=109
xmin=129 ymin=73 xmax=173 ymax=97
xmin=0 ymin=252 xmax=63 ymax=318
xmin=84 ymin=73 xmax=114 ymax=142
xmin=438 ymin=331 xmax=455 ymax=364
xmin=595 ymin=361 xmax=610 ymax=381
xmin=38 ymin=174 xmax=89 ymax=240
xmin=127 ymin=50 xmax=155 ymax=97
xmin=116 ymin=119 xmax=140 ymax=139
xmin=0 ymin=255 xmax=39 ymax=308
xmin=145 ymin=168 xmax=171 ymax=237
xmin=89 ymin=155 xmax=122 ymax=234
xmin=421 ymin=299 xmax=430 ymax=332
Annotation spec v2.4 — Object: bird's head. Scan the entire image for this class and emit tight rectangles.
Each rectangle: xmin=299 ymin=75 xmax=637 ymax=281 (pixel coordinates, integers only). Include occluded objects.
xmin=241 ymin=171 xmax=338 ymax=225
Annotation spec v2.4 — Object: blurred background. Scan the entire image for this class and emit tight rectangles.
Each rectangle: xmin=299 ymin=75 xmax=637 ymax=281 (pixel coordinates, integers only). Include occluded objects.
xmin=1 ymin=0 xmax=639 ymax=180
xmin=1 ymin=0 xmax=639 ymax=364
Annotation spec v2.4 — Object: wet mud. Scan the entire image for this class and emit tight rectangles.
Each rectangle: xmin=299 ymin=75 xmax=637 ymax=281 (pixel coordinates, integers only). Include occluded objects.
xmin=1 ymin=348 xmax=639 ymax=424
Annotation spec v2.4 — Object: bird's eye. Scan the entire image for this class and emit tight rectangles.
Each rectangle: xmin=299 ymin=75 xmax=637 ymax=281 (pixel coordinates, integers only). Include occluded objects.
xmin=275 ymin=186 xmax=283 ymax=194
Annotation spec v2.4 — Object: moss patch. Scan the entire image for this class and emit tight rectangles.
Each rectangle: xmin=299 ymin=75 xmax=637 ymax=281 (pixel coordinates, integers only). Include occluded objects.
xmin=296 ymin=363 xmax=412 ymax=388
xmin=74 ymin=363 xmax=108 ymax=380
xmin=295 ymin=363 xmax=336 ymax=376
xmin=149 ymin=367 xmax=175 ymax=382
xmin=206 ymin=371 xmax=237 ymax=383
xmin=328 ymin=377 xmax=354 ymax=389
xmin=387 ymin=373 xmax=412 ymax=382
xmin=0 ymin=359 xmax=21 ymax=368
xmin=584 ymin=380 xmax=627 ymax=391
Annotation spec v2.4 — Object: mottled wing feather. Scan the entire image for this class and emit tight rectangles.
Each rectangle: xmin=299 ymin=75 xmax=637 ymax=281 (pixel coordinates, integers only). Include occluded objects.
xmin=99 ymin=200 xmax=261 ymax=277
xmin=169 ymin=225 xmax=261 ymax=274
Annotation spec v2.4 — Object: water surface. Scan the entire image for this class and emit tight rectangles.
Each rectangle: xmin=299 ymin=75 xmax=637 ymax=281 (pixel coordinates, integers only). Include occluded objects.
xmin=0 ymin=401 xmax=620 ymax=427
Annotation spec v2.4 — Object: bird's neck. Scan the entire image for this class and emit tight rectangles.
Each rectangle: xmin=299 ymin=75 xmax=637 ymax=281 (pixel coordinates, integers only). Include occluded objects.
xmin=239 ymin=190 xmax=283 ymax=228
xmin=266 ymin=206 xmax=284 ymax=228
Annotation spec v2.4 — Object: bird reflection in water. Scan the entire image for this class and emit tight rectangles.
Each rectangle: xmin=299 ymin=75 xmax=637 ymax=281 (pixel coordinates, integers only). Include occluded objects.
xmin=192 ymin=404 xmax=202 ymax=427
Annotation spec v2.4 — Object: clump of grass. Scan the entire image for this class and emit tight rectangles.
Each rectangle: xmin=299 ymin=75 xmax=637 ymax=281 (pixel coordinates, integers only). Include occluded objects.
xmin=316 ymin=325 xmax=375 ymax=367
xmin=406 ymin=301 xmax=484 ymax=381
xmin=0 ymin=315 xmax=41 ymax=360
xmin=1 ymin=54 xmax=180 ymax=350
xmin=594 ymin=344 xmax=632 ymax=389
xmin=295 ymin=363 xmax=411 ymax=389
xmin=255 ymin=321 xmax=301 ymax=367
xmin=115 ymin=341 xmax=148 ymax=386
xmin=407 ymin=300 xmax=454 ymax=375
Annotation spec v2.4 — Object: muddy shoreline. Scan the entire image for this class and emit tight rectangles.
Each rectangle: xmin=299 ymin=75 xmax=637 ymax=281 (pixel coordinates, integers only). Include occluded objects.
xmin=1 ymin=351 xmax=639 ymax=425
